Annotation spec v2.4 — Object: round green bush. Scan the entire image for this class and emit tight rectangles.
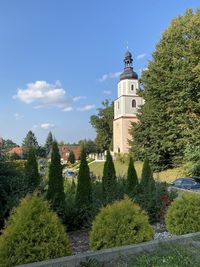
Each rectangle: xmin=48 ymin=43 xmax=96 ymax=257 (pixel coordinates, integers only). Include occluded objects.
xmin=0 ymin=194 xmax=71 ymax=266
xmin=165 ymin=193 xmax=200 ymax=235
xmin=89 ymin=197 xmax=154 ymax=250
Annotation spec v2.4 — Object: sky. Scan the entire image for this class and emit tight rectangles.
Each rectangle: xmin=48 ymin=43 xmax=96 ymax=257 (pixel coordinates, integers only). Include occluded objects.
xmin=0 ymin=0 xmax=199 ymax=145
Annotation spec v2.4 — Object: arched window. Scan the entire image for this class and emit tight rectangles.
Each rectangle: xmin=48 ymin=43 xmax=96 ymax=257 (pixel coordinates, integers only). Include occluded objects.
xmin=132 ymin=99 xmax=136 ymax=108
xmin=131 ymin=84 xmax=134 ymax=91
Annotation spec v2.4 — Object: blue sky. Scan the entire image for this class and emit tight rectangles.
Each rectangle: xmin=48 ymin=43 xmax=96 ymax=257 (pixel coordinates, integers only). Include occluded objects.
xmin=0 ymin=0 xmax=199 ymax=145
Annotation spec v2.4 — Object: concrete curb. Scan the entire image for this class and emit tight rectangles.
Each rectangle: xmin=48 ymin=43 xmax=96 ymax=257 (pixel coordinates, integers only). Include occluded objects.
xmin=15 ymin=231 xmax=200 ymax=267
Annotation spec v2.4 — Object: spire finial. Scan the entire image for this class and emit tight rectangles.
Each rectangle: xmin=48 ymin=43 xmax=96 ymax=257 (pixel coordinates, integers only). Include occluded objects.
xmin=126 ymin=41 xmax=129 ymax=51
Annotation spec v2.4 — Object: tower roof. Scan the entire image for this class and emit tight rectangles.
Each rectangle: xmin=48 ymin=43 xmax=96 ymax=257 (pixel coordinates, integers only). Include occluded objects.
xmin=120 ymin=50 xmax=138 ymax=81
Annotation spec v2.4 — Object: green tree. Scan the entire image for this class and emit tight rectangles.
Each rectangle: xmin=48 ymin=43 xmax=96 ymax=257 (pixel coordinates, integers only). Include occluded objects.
xmin=22 ymin=130 xmax=39 ymax=158
xmin=44 ymin=131 xmax=53 ymax=157
xmin=129 ymin=9 xmax=200 ymax=170
xmin=90 ymin=100 xmax=114 ymax=152
xmin=68 ymin=150 xmax=75 ymax=164
xmin=75 ymin=146 xmax=92 ymax=221
xmin=0 ymin=194 xmax=71 ymax=266
xmin=78 ymin=139 xmax=97 ymax=154
xmin=102 ymin=150 xmax=117 ymax=205
xmin=126 ymin=157 xmax=138 ymax=195
xmin=25 ymin=148 xmax=40 ymax=193
xmin=46 ymin=141 xmax=65 ymax=212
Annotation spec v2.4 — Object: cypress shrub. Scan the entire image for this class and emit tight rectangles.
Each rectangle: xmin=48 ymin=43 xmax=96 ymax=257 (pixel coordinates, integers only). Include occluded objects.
xmin=68 ymin=150 xmax=75 ymax=164
xmin=75 ymin=146 xmax=92 ymax=223
xmin=90 ymin=197 xmax=154 ymax=250
xmin=46 ymin=141 xmax=65 ymax=212
xmin=126 ymin=157 xmax=138 ymax=196
xmin=102 ymin=150 xmax=117 ymax=205
xmin=25 ymin=148 xmax=40 ymax=193
xmin=0 ymin=194 xmax=71 ymax=266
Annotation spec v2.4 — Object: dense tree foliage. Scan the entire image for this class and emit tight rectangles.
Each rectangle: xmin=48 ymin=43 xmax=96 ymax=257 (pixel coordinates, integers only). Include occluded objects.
xmin=129 ymin=9 xmax=200 ymax=170
xmin=90 ymin=100 xmax=114 ymax=152
xmin=22 ymin=131 xmax=39 ymax=158
xmin=25 ymin=148 xmax=40 ymax=193
xmin=78 ymin=139 xmax=97 ymax=154
xmin=44 ymin=131 xmax=53 ymax=157
xmin=75 ymin=147 xmax=92 ymax=222
xmin=102 ymin=150 xmax=117 ymax=205
xmin=0 ymin=195 xmax=71 ymax=266
xmin=46 ymin=141 xmax=65 ymax=212
xmin=0 ymin=153 xmax=27 ymax=228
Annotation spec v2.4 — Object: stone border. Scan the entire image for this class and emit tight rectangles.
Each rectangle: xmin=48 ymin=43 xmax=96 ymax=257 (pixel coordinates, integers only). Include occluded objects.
xmin=15 ymin=232 xmax=200 ymax=267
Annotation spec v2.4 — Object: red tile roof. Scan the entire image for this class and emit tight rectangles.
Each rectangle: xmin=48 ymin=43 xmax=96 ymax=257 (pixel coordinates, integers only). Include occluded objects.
xmin=59 ymin=145 xmax=81 ymax=161
xmin=9 ymin=146 xmax=23 ymax=156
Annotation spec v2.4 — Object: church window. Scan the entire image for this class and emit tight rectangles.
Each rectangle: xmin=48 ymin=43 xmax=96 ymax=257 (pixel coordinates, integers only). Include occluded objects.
xmin=132 ymin=99 xmax=136 ymax=108
xmin=131 ymin=84 xmax=134 ymax=91
xmin=118 ymin=102 xmax=120 ymax=109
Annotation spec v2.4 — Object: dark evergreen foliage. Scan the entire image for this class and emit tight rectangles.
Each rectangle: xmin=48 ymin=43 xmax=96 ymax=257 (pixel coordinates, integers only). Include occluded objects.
xmin=126 ymin=157 xmax=138 ymax=195
xmin=75 ymin=147 xmax=92 ymax=220
xmin=129 ymin=9 xmax=200 ymax=170
xmin=102 ymin=150 xmax=117 ymax=205
xmin=68 ymin=150 xmax=75 ymax=164
xmin=25 ymin=148 xmax=40 ymax=193
xmin=22 ymin=131 xmax=39 ymax=158
xmin=46 ymin=141 xmax=65 ymax=212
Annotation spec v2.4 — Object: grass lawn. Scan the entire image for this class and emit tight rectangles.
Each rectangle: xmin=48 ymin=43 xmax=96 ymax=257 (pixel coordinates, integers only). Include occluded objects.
xmin=89 ymin=161 xmax=186 ymax=183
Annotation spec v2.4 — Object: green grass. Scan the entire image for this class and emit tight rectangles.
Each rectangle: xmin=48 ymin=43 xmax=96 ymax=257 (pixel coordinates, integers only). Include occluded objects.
xmin=89 ymin=161 xmax=186 ymax=183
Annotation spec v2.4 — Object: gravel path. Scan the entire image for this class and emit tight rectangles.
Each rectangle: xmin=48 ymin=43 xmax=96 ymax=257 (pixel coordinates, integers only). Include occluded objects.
xmin=68 ymin=223 xmax=176 ymax=254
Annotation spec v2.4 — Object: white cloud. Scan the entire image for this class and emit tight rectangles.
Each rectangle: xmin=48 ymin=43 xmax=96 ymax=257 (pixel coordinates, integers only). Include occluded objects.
xmin=14 ymin=112 xmax=24 ymax=120
xmin=73 ymin=96 xmax=86 ymax=101
xmin=63 ymin=107 xmax=73 ymax=112
xmin=33 ymin=123 xmax=55 ymax=130
xmin=136 ymin=53 xmax=146 ymax=60
xmin=77 ymin=105 xmax=95 ymax=111
xmin=99 ymin=71 xmax=121 ymax=82
xmin=103 ymin=90 xmax=112 ymax=95
xmin=13 ymin=80 xmax=72 ymax=109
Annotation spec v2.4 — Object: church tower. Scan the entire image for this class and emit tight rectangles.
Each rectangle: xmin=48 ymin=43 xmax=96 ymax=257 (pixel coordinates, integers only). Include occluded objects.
xmin=113 ymin=50 xmax=144 ymax=154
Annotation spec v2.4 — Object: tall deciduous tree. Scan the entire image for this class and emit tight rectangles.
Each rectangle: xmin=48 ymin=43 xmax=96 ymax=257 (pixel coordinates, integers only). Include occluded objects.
xmin=25 ymin=148 xmax=40 ymax=193
xmin=46 ymin=141 xmax=65 ymax=212
xmin=75 ymin=147 xmax=92 ymax=216
xmin=129 ymin=9 xmax=200 ymax=170
xmin=102 ymin=150 xmax=117 ymax=205
xmin=90 ymin=100 xmax=114 ymax=152
xmin=22 ymin=131 xmax=39 ymax=159
xmin=44 ymin=132 xmax=53 ymax=157
xmin=126 ymin=157 xmax=138 ymax=195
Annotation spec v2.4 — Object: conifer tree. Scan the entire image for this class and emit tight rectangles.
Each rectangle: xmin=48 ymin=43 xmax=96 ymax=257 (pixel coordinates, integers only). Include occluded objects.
xmin=126 ymin=157 xmax=138 ymax=195
xmin=140 ymin=157 xmax=155 ymax=193
xmin=102 ymin=150 xmax=117 ymax=205
xmin=44 ymin=132 xmax=53 ymax=157
xmin=25 ymin=148 xmax=40 ymax=193
xmin=68 ymin=150 xmax=75 ymax=164
xmin=22 ymin=131 xmax=39 ymax=158
xmin=46 ymin=141 xmax=65 ymax=211
xmin=75 ymin=147 xmax=92 ymax=213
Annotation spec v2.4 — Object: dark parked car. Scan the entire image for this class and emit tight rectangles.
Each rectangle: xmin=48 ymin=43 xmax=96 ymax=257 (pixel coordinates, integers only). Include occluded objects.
xmin=170 ymin=177 xmax=200 ymax=190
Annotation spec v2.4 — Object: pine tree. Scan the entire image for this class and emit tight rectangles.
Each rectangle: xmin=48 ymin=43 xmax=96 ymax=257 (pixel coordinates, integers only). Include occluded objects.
xmin=22 ymin=131 xmax=39 ymax=159
xmin=129 ymin=9 xmax=200 ymax=170
xmin=46 ymin=141 xmax=65 ymax=211
xmin=75 ymin=147 xmax=92 ymax=215
xmin=102 ymin=150 xmax=117 ymax=205
xmin=25 ymin=148 xmax=40 ymax=193
xmin=44 ymin=132 xmax=53 ymax=157
xmin=68 ymin=150 xmax=75 ymax=164
xmin=126 ymin=157 xmax=138 ymax=195
xmin=140 ymin=157 xmax=155 ymax=192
